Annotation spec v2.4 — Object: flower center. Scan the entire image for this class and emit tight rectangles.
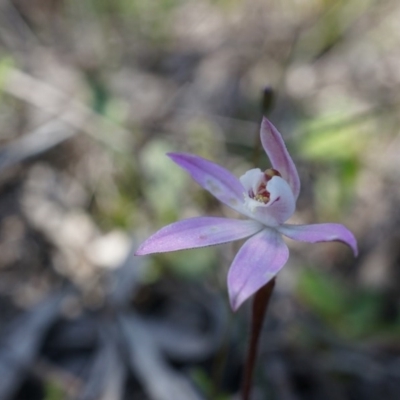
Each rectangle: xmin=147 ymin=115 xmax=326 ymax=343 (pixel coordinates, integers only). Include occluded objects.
xmin=251 ymin=168 xmax=281 ymax=204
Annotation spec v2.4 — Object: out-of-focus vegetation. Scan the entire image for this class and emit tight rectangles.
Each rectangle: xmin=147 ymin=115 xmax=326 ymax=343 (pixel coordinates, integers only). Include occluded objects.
xmin=1 ymin=0 xmax=400 ymax=399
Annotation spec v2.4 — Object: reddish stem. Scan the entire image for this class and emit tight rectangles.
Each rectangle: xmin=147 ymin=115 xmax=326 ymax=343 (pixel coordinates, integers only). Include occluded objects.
xmin=241 ymin=278 xmax=276 ymax=400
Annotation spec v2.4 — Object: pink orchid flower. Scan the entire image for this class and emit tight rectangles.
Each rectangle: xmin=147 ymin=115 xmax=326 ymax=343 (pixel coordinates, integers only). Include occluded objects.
xmin=136 ymin=118 xmax=358 ymax=311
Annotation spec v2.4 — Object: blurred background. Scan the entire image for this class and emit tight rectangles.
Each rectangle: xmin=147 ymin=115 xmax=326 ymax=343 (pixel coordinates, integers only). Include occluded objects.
xmin=0 ymin=0 xmax=400 ymax=399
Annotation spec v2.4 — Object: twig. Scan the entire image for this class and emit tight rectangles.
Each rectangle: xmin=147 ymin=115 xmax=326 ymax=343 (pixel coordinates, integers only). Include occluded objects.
xmin=119 ymin=313 xmax=203 ymax=400
xmin=0 ymin=119 xmax=75 ymax=171
xmin=0 ymin=291 xmax=67 ymax=399
xmin=3 ymin=68 xmax=132 ymax=153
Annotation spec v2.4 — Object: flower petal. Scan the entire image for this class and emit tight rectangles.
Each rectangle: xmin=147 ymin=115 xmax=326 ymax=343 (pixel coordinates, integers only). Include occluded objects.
xmin=135 ymin=217 xmax=263 ymax=255
xmin=239 ymin=168 xmax=264 ymax=195
xmin=168 ymin=153 xmax=246 ymax=214
xmin=244 ymin=176 xmax=295 ymax=227
xmin=278 ymin=223 xmax=358 ymax=256
xmin=260 ymin=118 xmax=301 ymax=200
xmin=227 ymin=228 xmax=289 ymax=311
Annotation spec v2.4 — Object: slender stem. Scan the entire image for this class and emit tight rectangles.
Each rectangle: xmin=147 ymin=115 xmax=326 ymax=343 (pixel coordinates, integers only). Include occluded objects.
xmin=253 ymin=87 xmax=275 ymax=167
xmin=241 ymin=278 xmax=276 ymax=400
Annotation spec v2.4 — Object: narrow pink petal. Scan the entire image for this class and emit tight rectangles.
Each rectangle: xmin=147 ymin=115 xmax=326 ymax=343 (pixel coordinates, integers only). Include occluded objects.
xmin=260 ymin=118 xmax=301 ymax=200
xmin=168 ymin=153 xmax=246 ymax=214
xmin=227 ymin=228 xmax=289 ymax=311
xmin=278 ymin=223 xmax=358 ymax=256
xmin=135 ymin=217 xmax=263 ymax=255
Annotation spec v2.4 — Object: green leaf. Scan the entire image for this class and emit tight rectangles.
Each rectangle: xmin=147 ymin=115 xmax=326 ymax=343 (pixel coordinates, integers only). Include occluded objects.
xmin=297 ymin=268 xmax=349 ymax=318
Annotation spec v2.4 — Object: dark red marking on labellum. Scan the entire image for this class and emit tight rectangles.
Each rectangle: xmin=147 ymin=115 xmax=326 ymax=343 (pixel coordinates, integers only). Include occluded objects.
xmin=251 ymin=168 xmax=281 ymax=204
